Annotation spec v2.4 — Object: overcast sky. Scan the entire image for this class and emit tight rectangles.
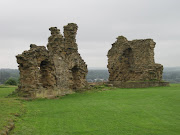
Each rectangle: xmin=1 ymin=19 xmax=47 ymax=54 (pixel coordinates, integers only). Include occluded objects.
xmin=0 ymin=0 xmax=180 ymax=69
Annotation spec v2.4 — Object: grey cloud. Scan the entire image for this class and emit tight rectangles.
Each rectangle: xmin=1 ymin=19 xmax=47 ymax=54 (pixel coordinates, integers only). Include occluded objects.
xmin=0 ymin=0 xmax=180 ymax=68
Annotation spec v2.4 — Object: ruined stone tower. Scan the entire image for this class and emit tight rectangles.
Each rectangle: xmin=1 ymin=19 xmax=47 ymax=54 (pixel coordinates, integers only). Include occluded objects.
xmin=16 ymin=23 xmax=88 ymax=98
xmin=107 ymin=36 xmax=169 ymax=88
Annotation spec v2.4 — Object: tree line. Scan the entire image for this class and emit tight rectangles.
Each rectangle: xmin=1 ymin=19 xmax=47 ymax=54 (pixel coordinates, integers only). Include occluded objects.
xmin=0 ymin=67 xmax=180 ymax=85
xmin=0 ymin=69 xmax=19 ymax=85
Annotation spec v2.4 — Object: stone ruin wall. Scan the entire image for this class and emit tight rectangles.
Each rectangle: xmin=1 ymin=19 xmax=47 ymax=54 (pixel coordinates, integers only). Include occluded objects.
xmin=16 ymin=23 xmax=88 ymax=98
xmin=107 ymin=36 xmax=164 ymax=83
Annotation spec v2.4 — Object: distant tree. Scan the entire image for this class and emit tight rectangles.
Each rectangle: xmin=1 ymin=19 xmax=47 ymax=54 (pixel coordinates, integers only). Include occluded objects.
xmin=0 ymin=69 xmax=19 ymax=84
xmin=5 ymin=78 xmax=17 ymax=86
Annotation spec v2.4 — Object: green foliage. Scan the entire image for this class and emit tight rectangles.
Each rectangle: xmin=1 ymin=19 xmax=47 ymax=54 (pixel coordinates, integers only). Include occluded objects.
xmin=5 ymin=78 xmax=17 ymax=86
xmin=0 ymin=69 xmax=19 ymax=84
xmin=10 ymin=84 xmax=180 ymax=135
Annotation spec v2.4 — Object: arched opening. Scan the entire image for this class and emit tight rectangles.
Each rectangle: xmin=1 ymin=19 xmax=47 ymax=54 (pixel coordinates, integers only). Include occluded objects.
xmin=40 ymin=60 xmax=55 ymax=88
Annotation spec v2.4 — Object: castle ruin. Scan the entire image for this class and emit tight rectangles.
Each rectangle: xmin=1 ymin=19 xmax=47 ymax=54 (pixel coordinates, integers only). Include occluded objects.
xmin=107 ymin=36 xmax=169 ymax=88
xmin=16 ymin=23 xmax=88 ymax=98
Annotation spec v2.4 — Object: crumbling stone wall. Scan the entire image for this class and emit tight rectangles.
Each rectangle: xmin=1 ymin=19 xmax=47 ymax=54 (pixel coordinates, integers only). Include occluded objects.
xmin=107 ymin=36 xmax=163 ymax=83
xmin=16 ymin=23 xmax=88 ymax=98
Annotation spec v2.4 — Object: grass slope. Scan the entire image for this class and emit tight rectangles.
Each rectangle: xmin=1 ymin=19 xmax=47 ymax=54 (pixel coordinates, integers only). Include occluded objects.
xmin=8 ymin=84 xmax=180 ymax=135
xmin=0 ymin=86 xmax=23 ymax=133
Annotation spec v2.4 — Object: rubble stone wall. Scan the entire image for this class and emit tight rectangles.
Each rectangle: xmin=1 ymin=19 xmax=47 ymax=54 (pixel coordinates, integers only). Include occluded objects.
xmin=16 ymin=23 xmax=88 ymax=98
xmin=107 ymin=36 xmax=165 ymax=85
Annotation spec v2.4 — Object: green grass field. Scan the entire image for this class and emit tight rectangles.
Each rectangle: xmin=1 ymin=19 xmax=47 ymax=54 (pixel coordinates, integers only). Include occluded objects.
xmin=0 ymin=85 xmax=24 ymax=134
xmin=0 ymin=84 xmax=180 ymax=135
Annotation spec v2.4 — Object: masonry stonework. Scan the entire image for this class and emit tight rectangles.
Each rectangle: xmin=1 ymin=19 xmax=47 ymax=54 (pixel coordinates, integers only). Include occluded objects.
xmin=107 ymin=36 xmax=169 ymax=88
xmin=16 ymin=23 xmax=88 ymax=98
